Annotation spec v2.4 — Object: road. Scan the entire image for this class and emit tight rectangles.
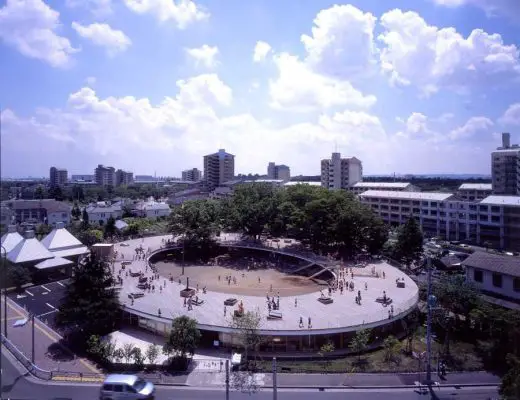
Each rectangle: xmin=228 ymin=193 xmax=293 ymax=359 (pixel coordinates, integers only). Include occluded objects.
xmin=2 ymin=351 xmax=499 ymax=400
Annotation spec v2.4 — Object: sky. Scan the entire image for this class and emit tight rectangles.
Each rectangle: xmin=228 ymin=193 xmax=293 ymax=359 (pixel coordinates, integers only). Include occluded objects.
xmin=1 ymin=0 xmax=520 ymax=178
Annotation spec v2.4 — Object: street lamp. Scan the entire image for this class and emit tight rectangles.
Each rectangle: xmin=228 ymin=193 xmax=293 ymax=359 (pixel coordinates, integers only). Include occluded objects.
xmin=424 ymin=251 xmax=438 ymax=385
xmin=1 ymin=245 xmax=7 ymax=339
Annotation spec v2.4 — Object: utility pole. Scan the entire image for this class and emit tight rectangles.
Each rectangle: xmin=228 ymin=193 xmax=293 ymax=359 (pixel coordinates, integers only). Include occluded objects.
xmin=272 ymin=357 xmax=277 ymax=400
xmin=225 ymin=359 xmax=230 ymax=400
xmin=1 ymin=245 xmax=7 ymax=339
xmin=425 ymin=254 xmax=434 ymax=384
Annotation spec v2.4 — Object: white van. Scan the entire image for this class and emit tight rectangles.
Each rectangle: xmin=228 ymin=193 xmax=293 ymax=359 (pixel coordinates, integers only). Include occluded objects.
xmin=99 ymin=374 xmax=155 ymax=400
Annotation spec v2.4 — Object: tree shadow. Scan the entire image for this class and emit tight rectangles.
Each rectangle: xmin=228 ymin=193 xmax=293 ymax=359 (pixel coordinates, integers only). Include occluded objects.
xmin=1 ymin=371 xmax=30 ymax=394
xmin=45 ymin=341 xmax=75 ymax=362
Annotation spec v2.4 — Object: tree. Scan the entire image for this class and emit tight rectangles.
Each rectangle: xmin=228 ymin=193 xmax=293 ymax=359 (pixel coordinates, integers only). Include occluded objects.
xmin=122 ymin=343 xmax=135 ymax=364
xmin=230 ymin=310 xmax=263 ymax=367
xmin=6 ymin=263 xmax=31 ymax=292
xmin=78 ymin=229 xmax=103 ymax=246
xmin=132 ymin=347 xmax=145 ymax=369
xmin=55 ymin=255 xmax=121 ymax=343
xmin=500 ymin=354 xmax=520 ymax=400
xmin=382 ymin=335 xmax=401 ymax=363
xmin=349 ymin=329 xmax=371 ymax=361
xmin=393 ymin=217 xmax=423 ymax=266
xmin=81 ymin=208 xmax=89 ymax=228
xmin=104 ymin=216 xmax=116 ymax=239
xmin=318 ymin=341 xmax=335 ymax=370
xmin=146 ymin=344 xmax=160 ymax=366
xmin=163 ymin=316 xmax=201 ymax=362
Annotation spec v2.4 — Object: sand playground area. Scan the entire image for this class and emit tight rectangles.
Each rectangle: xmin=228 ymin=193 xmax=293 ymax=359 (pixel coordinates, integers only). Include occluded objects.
xmin=153 ymin=260 xmax=321 ymax=297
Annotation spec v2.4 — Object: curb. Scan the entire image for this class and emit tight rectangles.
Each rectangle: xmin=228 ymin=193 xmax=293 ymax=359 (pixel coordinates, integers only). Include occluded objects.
xmin=152 ymin=383 xmax=499 ymax=389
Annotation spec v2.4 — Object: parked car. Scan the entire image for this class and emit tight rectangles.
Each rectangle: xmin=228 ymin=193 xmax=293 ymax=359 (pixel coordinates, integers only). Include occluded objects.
xmin=99 ymin=374 xmax=155 ymax=400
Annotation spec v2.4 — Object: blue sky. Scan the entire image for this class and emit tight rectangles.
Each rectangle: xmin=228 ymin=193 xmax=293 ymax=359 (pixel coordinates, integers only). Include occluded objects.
xmin=1 ymin=0 xmax=520 ymax=178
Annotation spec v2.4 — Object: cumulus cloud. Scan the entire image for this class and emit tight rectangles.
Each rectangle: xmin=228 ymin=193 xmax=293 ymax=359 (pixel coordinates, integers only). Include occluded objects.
xmin=268 ymin=53 xmax=377 ymax=112
xmin=253 ymin=41 xmax=271 ymax=62
xmin=499 ymin=103 xmax=520 ymax=125
xmin=449 ymin=117 xmax=494 ymax=139
xmin=72 ymin=22 xmax=131 ymax=56
xmin=122 ymin=0 xmax=209 ymax=29
xmin=378 ymin=9 xmax=520 ymax=95
xmin=186 ymin=45 xmax=219 ymax=68
xmin=0 ymin=0 xmax=79 ymax=67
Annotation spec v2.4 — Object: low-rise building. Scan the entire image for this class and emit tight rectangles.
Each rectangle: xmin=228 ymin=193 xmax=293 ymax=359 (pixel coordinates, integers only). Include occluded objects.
xmin=351 ymin=182 xmax=418 ymax=195
xmin=284 ymin=181 xmax=322 ymax=187
xmin=1 ymin=225 xmax=23 ymax=253
xmin=2 ymin=199 xmax=71 ymax=226
xmin=86 ymin=202 xmax=122 ymax=225
xmin=456 ymin=183 xmax=493 ymax=201
xmin=463 ymin=251 xmax=520 ymax=303
xmin=134 ymin=200 xmax=171 ymax=219
xmin=167 ymin=189 xmax=209 ymax=206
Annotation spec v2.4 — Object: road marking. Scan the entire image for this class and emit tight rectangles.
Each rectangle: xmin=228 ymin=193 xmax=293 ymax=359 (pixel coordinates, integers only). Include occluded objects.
xmin=41 ymin=285 xmax=51 ymax=292
xmin=57 ymin=281 xmax=65 ymax=287
xmin=25 ymin=289 xmax=34 ymax=297
xmin=38 ymin=310 xmax=57 ymax=318
xmin=46 ymin=303 xmax=56 ymax=310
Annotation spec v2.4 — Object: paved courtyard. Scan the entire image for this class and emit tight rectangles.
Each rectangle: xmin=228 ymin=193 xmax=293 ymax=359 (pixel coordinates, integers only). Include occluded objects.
xmin=116 ymin=235 xmax=419 ymax=333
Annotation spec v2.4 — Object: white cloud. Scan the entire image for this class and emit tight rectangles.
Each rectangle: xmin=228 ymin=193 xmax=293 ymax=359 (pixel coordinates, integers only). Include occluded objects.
xmin=431 ymin=0 xmax=520 ymax=20
xmin=86 ymin=76 xmax=97 ymax=86
xmin=397 ymin=113 xmax=435 ymax=139
xmin=378 ymin=9 xmax=520 ymax=95
xmin=72 ymin=22 xmax=131 ymax=56
xmin=253 ymin=41 xmax=271 ymax=62
xmin=269 ymin=53 xmax=377 ymax=112
xmin=122 ymin=0 xmax=209 ymax=29
xmin=301 ymin=4 xmax=378 ymax=78
xmin=0 ymin=0 xmax=79 ymax=68
xmin=449 ymin=117 xmax=494 ymax=139
xmin=186 ymin=45 xmax=219 ymax=68
xmin=499 ymin=103 xmax=520 ymax=125
xmin=66 ymin=0 xmax=112 ymax=16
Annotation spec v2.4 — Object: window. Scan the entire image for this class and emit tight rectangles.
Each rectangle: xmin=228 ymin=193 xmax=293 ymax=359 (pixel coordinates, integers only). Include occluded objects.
xmin=473 ymin=269 xmax=483 ymax=283
xmin=492 ymin=273 xmax=502 ymax=288
xmin=514 ymin=278 xmax=520 ymax=293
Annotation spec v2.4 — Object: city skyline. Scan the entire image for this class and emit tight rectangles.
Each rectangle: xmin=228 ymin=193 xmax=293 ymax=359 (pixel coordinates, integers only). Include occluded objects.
xmin=1 ymin=0 xmax=520 ymax=178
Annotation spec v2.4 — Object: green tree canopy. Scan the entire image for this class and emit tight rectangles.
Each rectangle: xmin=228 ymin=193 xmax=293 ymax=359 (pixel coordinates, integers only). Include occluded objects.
xmin=55 ymin=255 xmax=120 ymax=342
xmin=163 ymin=316 xmax=201 ymax=360
xmin=393 ymin=217 xmax=423 ymax=266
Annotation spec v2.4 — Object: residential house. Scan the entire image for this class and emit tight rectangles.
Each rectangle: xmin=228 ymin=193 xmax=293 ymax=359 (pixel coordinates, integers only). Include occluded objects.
xmin=86 ymin=202 xmax=122 ymax=225
xmin=3 ymin=199 xmax=71 ymax=226
xmin=134 ymin=200 xmax=171 ymax=219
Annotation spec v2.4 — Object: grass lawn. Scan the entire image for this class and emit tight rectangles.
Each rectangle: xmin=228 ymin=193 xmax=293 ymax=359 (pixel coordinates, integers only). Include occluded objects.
xmin=254 ymin=338 xmax=485 ymax=374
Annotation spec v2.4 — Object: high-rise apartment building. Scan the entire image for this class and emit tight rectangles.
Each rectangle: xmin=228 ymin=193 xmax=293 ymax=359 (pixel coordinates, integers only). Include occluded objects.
xmin=320 ymin=153 xmax=363 ymax=190
xmin=182 ymin=168 xmax=202 ymax=182
xmin=95 ymin=165 xmax=116 ymax=187
xmin=49 ymin=167 xmax=68 ymax=187
xmin=203 ymin=149 xmax=235 ymax=191
xmin=267 ymin=162 xmax=290 ymax=182
xmin=492 ymin=133 xmax=520 ymax=195
xmin=116 ymin=169 xmax=134 ymax=186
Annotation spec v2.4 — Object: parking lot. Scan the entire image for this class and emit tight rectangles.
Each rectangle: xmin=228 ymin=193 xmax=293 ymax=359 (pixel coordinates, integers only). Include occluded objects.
xmin=8 ymin=279 xmax=69 ymax=330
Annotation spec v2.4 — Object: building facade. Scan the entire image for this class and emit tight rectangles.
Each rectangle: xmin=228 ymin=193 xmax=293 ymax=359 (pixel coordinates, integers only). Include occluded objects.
xmin=85 ymin=202 xmax=122 ymax=225
xmin=456 ymin=183 xmax=493 ymax=201
xmin=182 ymin=168 xmax=202 ymax=182
xmin=267 ymin=163 xmax=291 ymax=182
xmin=351 ymin=182 xmax=417 ymax=195
xmin=49 ymin=167 xmax=68 ymax=187
xmin=359 ymin=190 xmax=520 ymax=251
xmin=491 ymin=133 xmax=520 ymax=196
xmin=320 ymin=153 xmax=362 ymax=190
xmin=2 ymin=199 xmax=71 ymax=226
xmin=95 ymin=165 xmax=116 ymax=187
xmin=71 ymin=174 xmax=95 ymax=183
xmin=116 ymin=169 xmax=134 ymax=186
xmin=203 ymin=149 xmax=235 ymax=191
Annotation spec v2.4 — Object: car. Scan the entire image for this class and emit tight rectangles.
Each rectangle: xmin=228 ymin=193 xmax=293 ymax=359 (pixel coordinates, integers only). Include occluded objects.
xmin=99 ymin=374 xmax=155 ymax=400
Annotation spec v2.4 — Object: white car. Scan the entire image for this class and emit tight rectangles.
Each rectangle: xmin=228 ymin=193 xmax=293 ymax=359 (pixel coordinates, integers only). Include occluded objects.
xmin=99 ymin=374 xmax=155 ymax=400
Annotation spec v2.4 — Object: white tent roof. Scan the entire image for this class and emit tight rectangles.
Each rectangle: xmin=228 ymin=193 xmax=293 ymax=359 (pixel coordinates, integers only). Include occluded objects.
xmin=34 ymin=256 xmax=74 ymax=270
xmin=1 ymin=226 xmax=23 ymax=253
xmin=41 ymin=222 xmax=84 ymax=251
xmin=51 ymin=246 xmax=89 ymax=259
xmin=7 ymin=231 xmax=54 ymax=264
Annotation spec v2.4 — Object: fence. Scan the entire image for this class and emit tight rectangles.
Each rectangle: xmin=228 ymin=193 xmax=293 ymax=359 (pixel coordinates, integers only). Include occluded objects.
xmin=1 ymin=334 xmax=52 ymax=380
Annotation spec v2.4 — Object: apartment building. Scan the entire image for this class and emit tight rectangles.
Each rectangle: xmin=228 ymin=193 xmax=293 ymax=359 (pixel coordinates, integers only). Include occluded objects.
xmin=267 ymin=163 xmax=291 ymax=182
xmin=320 ymin=153 xmax=362 ymax=190
xmin=116 ymin=169 xmax=134 ymax=186
xmin=71 ymin=174 xmax=95 ymax=183
xmin=359 ymin=190 xmax=520 ymax=251
xmin=182 ymin=168 xmax=202 ymax=182
xmin=95 ymin=165 xmax=116 ymax=187
xmin=491 ymin=133 xmax=520 ymax=195
xmin=351 ymin=182 xmax=418 ymax=195
xmin=203 ymin=149 xmax=235 ymax=191
xmin=463 ymin=252 xmax=520 ymax=303
xmin=457 ymin=183 xmax=493 ymax=201
xmin=49 ymin=167 xmax=68 ymax=187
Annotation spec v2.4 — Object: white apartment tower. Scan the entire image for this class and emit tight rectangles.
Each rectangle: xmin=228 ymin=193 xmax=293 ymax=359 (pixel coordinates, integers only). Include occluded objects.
xmin=182 ymin=168 xmax=202 ymax=182
xmin=95 ymin=165 xmax=116 ymax=187
xmin=321 ymin=153 xmax=363 ymax=190
xmin=267 ymin=162 xmax=290 ymax=182
xmin=492 ymin=133 xmax=520 ymax=195
xmin=49 ymin=167 xmax=68 ymax=187
xmin=203 ymin=149 xmax=235 ymax=191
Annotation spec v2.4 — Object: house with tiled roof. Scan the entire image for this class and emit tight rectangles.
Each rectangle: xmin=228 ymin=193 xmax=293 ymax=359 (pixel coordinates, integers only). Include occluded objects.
xmin=134 ymin=200 xmax=171 ymax=219
xmin=463 ymin=251 xmax=520 ymax=304
xmin=86 ymin=202 xmax=122 ymax=225
xmin=2 ymin=199 xmax=71 ymax=226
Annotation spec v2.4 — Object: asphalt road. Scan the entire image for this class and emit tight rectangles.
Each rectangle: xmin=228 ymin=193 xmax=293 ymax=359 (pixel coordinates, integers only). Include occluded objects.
xmin=1 ymin=351 xmax=499 ymax=400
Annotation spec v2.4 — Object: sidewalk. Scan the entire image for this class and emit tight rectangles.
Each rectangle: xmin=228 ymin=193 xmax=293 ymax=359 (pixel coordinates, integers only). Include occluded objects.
xmin=1 ymin=296 xmax=100 ymax=375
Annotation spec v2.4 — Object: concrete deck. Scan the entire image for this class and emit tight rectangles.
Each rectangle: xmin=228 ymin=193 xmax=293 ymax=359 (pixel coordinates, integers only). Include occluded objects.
xmin=114 ymin=235 xmax=419 ymax=335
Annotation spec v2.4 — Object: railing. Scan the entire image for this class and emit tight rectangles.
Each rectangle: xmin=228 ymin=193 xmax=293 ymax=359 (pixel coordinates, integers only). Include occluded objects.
xmin=1 ymin=334 xmax=52 ymax=380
